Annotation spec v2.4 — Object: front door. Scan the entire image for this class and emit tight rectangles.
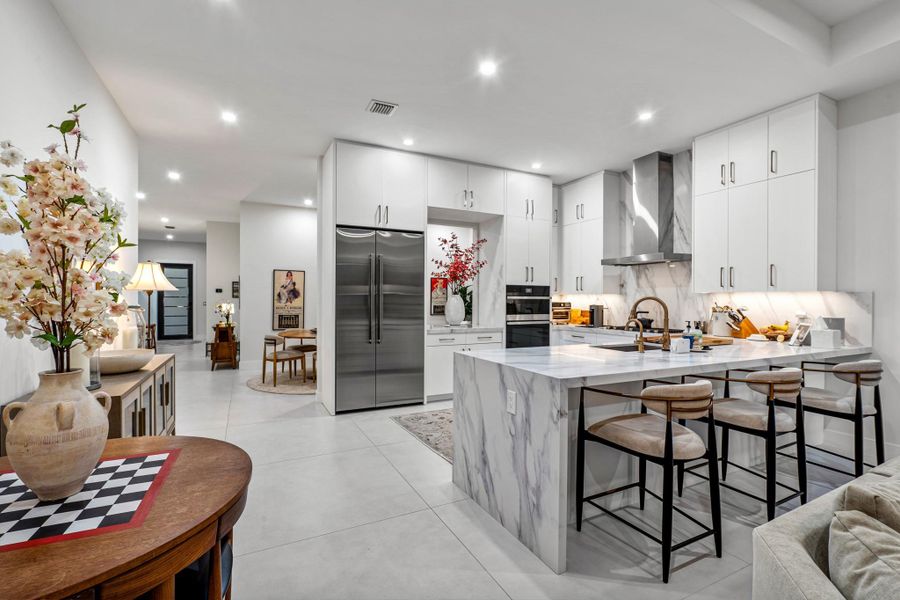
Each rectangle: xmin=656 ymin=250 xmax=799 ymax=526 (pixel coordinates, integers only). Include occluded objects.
xmin=157 ymin=263 xmax=193 ymax=340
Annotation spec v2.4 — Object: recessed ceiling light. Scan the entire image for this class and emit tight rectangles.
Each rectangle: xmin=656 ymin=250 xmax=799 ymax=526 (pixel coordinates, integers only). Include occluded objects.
xmin=531 ymin=162 xmax=542 ymax=170
xmin=478 ymin=60 xmax=498 ymax=77
xmin=167 ymin=170 xmax=181 ymax=181
xmin=303 ymin=198 xmax=313 ymax=206
xmin=160 ymin=217 xmax=169 ymax=223
xmin=221 ymin=110 xmax=237 ymax=124
xmin=402 ymin=138 xmax=414 ymax=146
xmin=166 ymin=234 xmax=174 ymax=240
xmin=135 ymin=191 xmax=146 ymax=200
xmin=638 ymin=111 xmax=654 ymax=122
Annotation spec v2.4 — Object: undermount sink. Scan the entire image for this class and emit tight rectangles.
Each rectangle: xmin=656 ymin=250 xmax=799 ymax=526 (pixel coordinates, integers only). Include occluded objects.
xmin=593 ymin=343 xmax=663 ymax=352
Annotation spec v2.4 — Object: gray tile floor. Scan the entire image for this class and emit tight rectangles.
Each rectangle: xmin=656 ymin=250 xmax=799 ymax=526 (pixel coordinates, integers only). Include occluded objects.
xmin=167 ymin=342 xmax=850 ymax=599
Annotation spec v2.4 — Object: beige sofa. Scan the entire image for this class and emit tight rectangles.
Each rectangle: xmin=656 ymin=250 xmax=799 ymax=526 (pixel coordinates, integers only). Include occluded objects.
xmin=752 ymin=456 xmax=900 ymax=599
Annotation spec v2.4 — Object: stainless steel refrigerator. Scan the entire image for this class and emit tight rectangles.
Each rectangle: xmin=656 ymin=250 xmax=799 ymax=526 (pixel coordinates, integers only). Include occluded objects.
xmin=335 ymin=227 xmax=424 ymax=412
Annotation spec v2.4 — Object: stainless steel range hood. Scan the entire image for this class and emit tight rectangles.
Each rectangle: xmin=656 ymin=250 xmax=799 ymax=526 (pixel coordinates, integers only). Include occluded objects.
xmin=601 ymin=151 xmax=691 ymax=266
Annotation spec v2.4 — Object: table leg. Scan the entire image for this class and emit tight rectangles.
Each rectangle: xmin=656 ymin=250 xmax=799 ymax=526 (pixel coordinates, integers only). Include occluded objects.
xmin=149 ymin=576 xmax=175 ymax=600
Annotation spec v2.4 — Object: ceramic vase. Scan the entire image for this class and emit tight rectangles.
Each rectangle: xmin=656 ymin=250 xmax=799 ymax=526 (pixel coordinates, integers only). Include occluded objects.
xmin=2 ymin=369 xmax=111 ymax=501
xmin=445 ymin=294 xmax=465 ymax=326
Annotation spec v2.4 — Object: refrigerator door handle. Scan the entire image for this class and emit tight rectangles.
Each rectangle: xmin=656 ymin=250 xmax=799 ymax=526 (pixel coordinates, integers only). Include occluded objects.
xmin=368 ymin=253 xmax=375 ymax=343
xmin=377 ymin=254 xmax=384 ymax=344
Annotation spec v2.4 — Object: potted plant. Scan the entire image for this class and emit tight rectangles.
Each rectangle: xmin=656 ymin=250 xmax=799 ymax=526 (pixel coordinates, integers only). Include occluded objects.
xmin=431 ymin=233 xmax=487 ymax=326
xmin=0 ymin=104 xmax=134 ymax=500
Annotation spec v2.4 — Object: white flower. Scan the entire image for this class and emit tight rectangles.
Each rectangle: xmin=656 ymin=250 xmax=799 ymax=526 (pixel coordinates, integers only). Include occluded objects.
xmin=43 ymin=144 xmax=59 ymax=155
xmin=5 ymin=318 xmax=28 ymax=338
xmin=0 ymin=140 xmax=11 ymax=149
xmin=0 ymin=147 xmax=24 ymax=167
xmin=30 ymin=336 xmax=49 ymax=350
xmin=0 ymin=218 xmax=19 ymax=235
xmin=0 ymin=177 xmax=18 ymax=196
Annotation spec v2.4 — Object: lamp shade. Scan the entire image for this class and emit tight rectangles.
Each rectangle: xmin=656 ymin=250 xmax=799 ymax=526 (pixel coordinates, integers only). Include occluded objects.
xmin=125 ymin=261 xmax=178 ymax=292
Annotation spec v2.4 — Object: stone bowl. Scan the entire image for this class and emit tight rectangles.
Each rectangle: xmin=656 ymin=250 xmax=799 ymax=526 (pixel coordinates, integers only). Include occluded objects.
xmin=98 ymin=349 xmax=155 ymax=375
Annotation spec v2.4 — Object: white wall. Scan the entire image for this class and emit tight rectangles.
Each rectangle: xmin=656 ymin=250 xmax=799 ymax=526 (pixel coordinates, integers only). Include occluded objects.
xmin=137 ymin=240 xmax=207 ymax=340
xmin=836 ymin=79 xmax=900 ymax=455
xmin=0 ymin=0 xmax=138 ymax=404
xmin=206 ymin=221 xmax=240 ymax=332
xmin=240 ymin=202 xmax=318 ymax=360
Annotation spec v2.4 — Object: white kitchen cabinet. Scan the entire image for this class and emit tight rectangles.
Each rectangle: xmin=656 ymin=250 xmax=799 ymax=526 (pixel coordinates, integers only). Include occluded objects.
xmin=506 ymin=215 xmax=550 ymax=286
xmin=425 ymin=333 xmax=503 ymax=399
xmin=427 ymin=158 xmax=504 ymax=215
xmin=727 ymin=182 xmax=768 ymax=292
xmin=692 ymin=94 xmax=836 ymax=293
xmin=529 ymin=221 xmax=551 ymax=285
xmin=694 ymin=130 xmax=729 ymax=196
xmin=561 ymin=222 xmax=581 ymax=292
xmin=767 ymin=171 xmax=816 ymax=291
xmin=768 ymin=98 xmax=816 ymax=178
xmin=560 ymin=172 xmax=612 ymax=226
xmin=507 ymin=171 xmax=552 ymax=221
xmin=579 ymin=218 xmax=607 ymax=294
xmin=336 ymin=142 xmax=426 ymax=230
xmin=551 ymin=187 xmax=560 ymax=293
xmin=692 ymin=191 xmax=729 ymax=293
xmin=728 ymin=116 xmax=768 ymax=187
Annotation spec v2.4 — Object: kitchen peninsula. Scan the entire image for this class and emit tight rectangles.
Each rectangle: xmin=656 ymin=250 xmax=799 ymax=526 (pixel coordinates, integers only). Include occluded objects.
xmin=451 ymin=334 xmax=871 ymax=573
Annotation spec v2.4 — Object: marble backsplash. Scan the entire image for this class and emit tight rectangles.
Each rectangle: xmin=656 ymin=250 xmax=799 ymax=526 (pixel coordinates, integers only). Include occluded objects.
xmin=557 ymin=261 xmax=873 ymax=346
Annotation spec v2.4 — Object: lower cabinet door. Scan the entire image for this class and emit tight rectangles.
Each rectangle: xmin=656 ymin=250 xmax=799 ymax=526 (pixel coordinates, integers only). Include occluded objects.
xmin=425 ymin=344 xmax=462 ymax=398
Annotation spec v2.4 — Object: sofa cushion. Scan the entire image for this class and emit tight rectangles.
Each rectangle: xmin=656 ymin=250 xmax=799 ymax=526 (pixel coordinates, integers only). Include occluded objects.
xmin=829 ymin=510 xmax=900 ymax=600
xmin=871 ymin=456 xmax=900 ymax=478
xmin=844 ymin=476 xmax=900 ymax=534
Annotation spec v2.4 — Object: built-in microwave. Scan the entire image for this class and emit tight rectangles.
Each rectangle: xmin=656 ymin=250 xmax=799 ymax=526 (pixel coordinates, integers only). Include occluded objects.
xmin=506 ymin=285 xmax=550 ymax=348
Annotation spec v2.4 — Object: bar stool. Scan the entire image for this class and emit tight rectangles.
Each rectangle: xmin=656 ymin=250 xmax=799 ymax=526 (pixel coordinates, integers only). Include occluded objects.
xmin=781 ymin=359 xmax=884 ymax=478
xmin=576 ymin=380 xmax=721 ymax=583
xmin=683 ymin=368 xmax=805 ymax=521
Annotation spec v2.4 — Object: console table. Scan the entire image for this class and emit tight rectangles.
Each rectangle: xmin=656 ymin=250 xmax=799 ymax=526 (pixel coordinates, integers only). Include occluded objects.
xmin=0 ymin=436 xmax=252 ymax=599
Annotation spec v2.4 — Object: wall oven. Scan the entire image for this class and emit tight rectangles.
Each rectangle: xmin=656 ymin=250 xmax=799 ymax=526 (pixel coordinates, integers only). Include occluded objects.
xmin=506 ymin=285 xmax=550 ymax=348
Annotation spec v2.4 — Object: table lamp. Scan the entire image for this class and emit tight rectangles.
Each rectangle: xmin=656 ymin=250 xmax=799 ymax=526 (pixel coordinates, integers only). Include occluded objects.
xmin=126 ymin=261 xmax=178 ymax=349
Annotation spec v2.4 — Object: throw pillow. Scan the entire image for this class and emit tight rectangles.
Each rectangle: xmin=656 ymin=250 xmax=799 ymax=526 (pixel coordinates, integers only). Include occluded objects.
xmin=829 ymin=510 xmax=900 ymax=600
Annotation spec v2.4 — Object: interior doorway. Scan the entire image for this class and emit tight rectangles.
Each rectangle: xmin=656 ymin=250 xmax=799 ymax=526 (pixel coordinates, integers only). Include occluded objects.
xmin=156 ymin=263 xmax=194 ymax=340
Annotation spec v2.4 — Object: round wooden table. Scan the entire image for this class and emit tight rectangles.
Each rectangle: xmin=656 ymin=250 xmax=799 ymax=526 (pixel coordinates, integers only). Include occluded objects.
xmin=0 ymin=436 xmax=251 ymax=600
xmin=279 ymin=328 xmax=316 ymax=341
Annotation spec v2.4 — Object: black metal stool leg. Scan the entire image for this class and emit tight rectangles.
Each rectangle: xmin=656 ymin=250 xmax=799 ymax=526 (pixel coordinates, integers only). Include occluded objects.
xmin=576 ymin=391 xmax=586 ymax=531
xmin=707 ymin=414 xmax=722 ymax=557
xmin=795 ymin=400 xmax=808 ymax=504
xmin=875 ymin=385 xmax=885 ymax=466
xmin=765 ymin=402 xmax=777 ymax=521
xmin=677 ymin=419 xmax=685 ymax=497
xmin=639 ymin=457 xmax=647 ymax=510
xmin=720 ymin=425 xmax=729 ymax=481
xmin=854 ymin=386 xmax=864 ymax=477
xmin=661 ymin=421 xmax=675 ymax=584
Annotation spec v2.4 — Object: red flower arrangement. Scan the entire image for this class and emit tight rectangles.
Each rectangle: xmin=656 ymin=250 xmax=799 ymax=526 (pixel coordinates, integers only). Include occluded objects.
xmin=431 ymin=233 xmax=487 ymax=295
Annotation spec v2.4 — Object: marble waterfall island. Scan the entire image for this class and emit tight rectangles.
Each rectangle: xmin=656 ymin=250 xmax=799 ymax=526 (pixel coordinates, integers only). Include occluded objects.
xmin=451 ymin=340 xmax=872 ymax=573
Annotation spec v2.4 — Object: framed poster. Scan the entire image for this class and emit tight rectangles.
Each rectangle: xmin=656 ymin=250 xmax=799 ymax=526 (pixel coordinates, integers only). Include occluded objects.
xmin=430 ymin=277 xmax=448 ymax=316
xmin=272 ymin=269 xmax=305 ymax=330
xmin=231 ymin=280 xmax=240 ymax=299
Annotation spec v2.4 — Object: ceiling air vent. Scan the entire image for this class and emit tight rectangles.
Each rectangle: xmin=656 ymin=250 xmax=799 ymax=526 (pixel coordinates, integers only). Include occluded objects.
xmin=366 ymin=99 xmax=398 ymax=116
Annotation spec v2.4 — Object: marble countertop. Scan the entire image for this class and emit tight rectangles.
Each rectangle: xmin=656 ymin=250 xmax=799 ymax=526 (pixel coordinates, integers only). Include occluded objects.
xmin=427 ymin=325 xmax=504 ymax=334
xmin=464 ymin=339 xmax=872 ymax=387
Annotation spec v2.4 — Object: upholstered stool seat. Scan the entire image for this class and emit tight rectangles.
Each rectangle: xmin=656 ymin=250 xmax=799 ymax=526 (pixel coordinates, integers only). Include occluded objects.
xmin=713 ymin=398 xmax=795 ymax=432
xmin=588 ymin=414 xmax=706 ymax=460
xmin=795 ymin=387 xmax=877 ymax=415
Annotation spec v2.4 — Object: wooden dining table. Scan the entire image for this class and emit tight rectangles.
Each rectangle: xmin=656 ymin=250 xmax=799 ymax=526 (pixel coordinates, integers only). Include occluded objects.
xmin=279 ymin=328 xmax=317 ymax=341
xmin=0 ymin=436 xmax=252 ymax=600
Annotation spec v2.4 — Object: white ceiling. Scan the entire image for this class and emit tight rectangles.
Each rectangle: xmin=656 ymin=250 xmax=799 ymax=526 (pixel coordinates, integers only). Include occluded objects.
xmin=51 ymin=0 xmax=900 ymax=243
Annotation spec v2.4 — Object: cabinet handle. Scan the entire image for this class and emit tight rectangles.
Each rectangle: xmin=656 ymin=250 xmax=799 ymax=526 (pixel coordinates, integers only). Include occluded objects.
xmin=139 ymin=408 xmax=146 ymax=436
xmin=720 ymin=164 xmax=726 ymax=186
xmin=553 ymin=208 xmax=558 ymax=224
xmin=769 ymin=264 xmax=776 ymax=287
xmin=131 ymin=408 xmax=137 ymax=437
xmin=376 ymin=204 xmax=382 ymax=225
xmin=770 ymin=150 xmax=777 ymax=174
xmin=730 ymin=161 xmax=735 ymax=184
xmin=463 ymin=189 xmax=468 ymax=208
xmin=165 ymin=381 xmax=171 ymax=407
xmin=530 ymin=266 xmax=534 ymax=281
xmin=554 ymin=276 xmax=558 ymax=292
xmin=581 ymin=203 xmax=585 ymax=219
xmin=572 ymin=334 xmax=585 ymax=339
xmin=477 ymin=336 xmax=492 ymax=340
xmin=719 ymin=266 xmax=725 ymax=288
xmin=729 ymin=266 xmax=734 ymax=288
xmin=470 ymin=190 xmax=475 ymax=207
xmin=525 ymin=266 xmax=529 ymax=282
xmin=439 ymin=338 xmax=456 ymax=342
xmin=384 ymin=205 xmax=389 ymax=225
xmin=531 ymin=199 xmax=535 ymax=218
xmin=577 ymin=204 xmax=581 ymax=220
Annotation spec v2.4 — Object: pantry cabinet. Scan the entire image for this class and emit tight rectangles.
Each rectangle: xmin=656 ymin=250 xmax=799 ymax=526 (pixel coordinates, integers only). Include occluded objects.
xmin=336 ymin=142 xmax=426 ymax=230
xmin=558 ymin=171 xmax=619 ymax=294
xmin=427 ymin=158 xmax=504 ymax=215
xmin=691 ymin=94 xmax=836 ymax=293
xmin=506 ymin=171 xmax=552 ymax=285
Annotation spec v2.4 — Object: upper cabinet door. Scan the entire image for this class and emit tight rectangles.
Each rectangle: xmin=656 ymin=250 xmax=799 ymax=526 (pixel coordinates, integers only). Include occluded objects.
xmin=560 ymin=180 xmax=582 ymax=226
xmin=694 ymin=130 xmax=729 ymax=196
xmin=577 ymin=174 xmax=608 ymax=222
xmin=552 ymin=186 xmax=560 ymax=225
xmin=382 ymin=150 xmax=426 ymax=231
xmin=692 ymin=190 xmax=729 ymax=293
xmin=579 ymin=219 xmax=606 ymax=294
xmin=728 ymin=116 xmax=768 ymax=187
xmin=336 ymin=143 xmax=383 ymax=227
xmin=505 ymin=216 xmax=531 ymax=285
xmin=727 ymin=181 xmax=768 ymax=292
xmin=768 ymin=171 xmax=816 ymax=291
xmin=528 ymin=221 xmax=551 ymax=286
xmin=467 ymin=165 xmax=505 ymax=215
xmin=529 ymin=176 xmax=552 ymax=221
xmin=769 ymin=99 xmax=816 ymax=178
xmin=506 ymin=171 xmax=533 ymax=219
xmin=560 ymin=222 xmax=581 ymax=293
xmin=427 ymin=158 xmax=468 ymax=210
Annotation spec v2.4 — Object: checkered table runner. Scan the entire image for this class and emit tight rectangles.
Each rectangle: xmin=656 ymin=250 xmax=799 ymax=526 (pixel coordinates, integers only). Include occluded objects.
xmin=0 ymin=450 xmax=178 ymax=552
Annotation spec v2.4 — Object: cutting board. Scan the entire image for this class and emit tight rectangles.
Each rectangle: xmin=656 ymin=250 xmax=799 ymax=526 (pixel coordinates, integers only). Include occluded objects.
xmin=644 ymin=335 xmax=734 ymax=346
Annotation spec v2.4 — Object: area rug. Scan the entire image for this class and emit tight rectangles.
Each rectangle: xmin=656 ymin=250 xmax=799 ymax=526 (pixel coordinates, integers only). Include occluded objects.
xmin=392 ymin=409 xmax=453 ymax=463
xmin=245 ymin=374 xmax=316 ymax=395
